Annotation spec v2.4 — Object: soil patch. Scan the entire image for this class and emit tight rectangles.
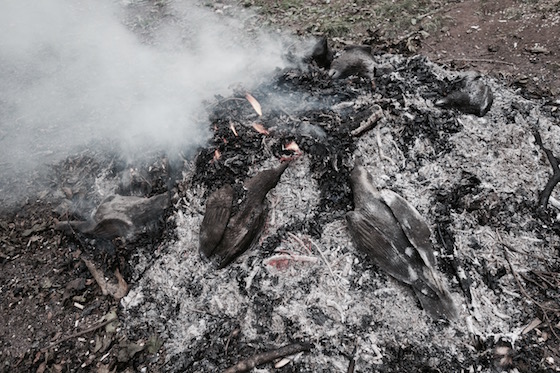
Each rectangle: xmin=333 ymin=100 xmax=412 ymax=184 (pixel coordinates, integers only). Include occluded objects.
xmin=418 ymin=0 xmax=560 ymax=98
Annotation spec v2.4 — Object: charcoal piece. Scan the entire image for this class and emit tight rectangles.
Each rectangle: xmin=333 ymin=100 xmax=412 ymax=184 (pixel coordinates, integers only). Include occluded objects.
xmin=56 ymin=193 xmax=169 ymax=239
xmin=436 ymin=75 xmax=493 ymax=117
xmin=199 ymin=161 xmax=290 ymax=268
xmin=346 ymin=160 xmax=457 ymax=320
xmin=329 ymin=45 xmax=375 ymax=80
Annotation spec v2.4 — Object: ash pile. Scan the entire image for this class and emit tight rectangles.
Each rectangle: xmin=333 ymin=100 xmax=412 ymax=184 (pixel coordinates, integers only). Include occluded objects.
xmin=49 ymin=41 xmax=560 ymax=372
xmin=102 ymin=40 xmax=560 ymax=372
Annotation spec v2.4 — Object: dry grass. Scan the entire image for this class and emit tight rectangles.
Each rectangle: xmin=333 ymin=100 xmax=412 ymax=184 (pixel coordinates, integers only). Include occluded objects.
xmin=246 ymin=0 xmax=449 ymax=40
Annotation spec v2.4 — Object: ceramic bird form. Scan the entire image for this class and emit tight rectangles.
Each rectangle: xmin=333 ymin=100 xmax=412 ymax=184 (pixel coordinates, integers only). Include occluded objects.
xmin=346 ymin=161 xmax=457 ymax=320
xmin=310 ymin=36 xmax=334 ymax=69
xmin=56 ymin=193 xmax=169 ymax=240
xmin=435 ymin=74 xmax=493 ymax=117
xmin=199 ymin=161 xmax=290 ymax=269
xmin=329 ymin=45 xmax=375 ymax=80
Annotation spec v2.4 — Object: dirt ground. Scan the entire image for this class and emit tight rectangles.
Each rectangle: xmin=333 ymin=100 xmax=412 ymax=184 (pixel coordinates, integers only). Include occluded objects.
xmin=1 ymin=1 xmax=560 ymax=372
xmin=418 ymin=0 xmax=560 ymax=99
xmin=248 ymin=0 xmax=560 ymax=99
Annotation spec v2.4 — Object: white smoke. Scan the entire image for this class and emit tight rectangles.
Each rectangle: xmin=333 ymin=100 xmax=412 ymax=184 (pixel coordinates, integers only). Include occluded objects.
xmin=0 ymin=0 xmax=294 ymax=200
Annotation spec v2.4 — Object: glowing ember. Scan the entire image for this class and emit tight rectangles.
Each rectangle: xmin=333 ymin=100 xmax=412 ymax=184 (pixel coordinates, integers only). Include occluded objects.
xmin=245 ymin=92 xmax=262 ymax=116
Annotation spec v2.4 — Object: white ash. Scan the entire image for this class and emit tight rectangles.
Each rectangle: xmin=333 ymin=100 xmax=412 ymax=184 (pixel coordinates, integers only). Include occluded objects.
xmin=122 ymin=54 xmax=559 ymax=371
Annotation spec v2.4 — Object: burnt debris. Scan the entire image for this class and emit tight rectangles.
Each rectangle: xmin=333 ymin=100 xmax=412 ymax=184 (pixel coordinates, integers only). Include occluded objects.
xmin=29 ymin=35 xmax=560 ymax=373
xmin=56 ymin=193 xmax=169 ymax=240
xmin=190 ymin=41 xmax=502 ymax=318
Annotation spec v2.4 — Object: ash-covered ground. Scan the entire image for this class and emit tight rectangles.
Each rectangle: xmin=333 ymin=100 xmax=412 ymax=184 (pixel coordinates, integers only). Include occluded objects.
xmin=119 ymin=53 xmax=560 ymax=372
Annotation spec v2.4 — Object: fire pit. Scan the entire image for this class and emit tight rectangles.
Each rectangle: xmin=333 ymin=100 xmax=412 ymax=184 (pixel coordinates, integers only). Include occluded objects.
xmin=1 ymin=1 xmax=560 ymax=372
xmin=119 ymin=50 xmax=560 ymax=371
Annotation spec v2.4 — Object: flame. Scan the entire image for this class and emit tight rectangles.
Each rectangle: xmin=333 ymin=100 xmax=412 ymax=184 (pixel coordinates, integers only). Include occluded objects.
xmin=245 ymin=92 xmax=262 ymax=116
xmin=229 ymin=122 xmax=238 ymax=136
xmin=252 ymin=123 xmax=269 ymax=135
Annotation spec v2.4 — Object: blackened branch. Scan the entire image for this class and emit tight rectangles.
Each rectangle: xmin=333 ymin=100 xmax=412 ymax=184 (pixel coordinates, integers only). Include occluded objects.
xmin=346 ymin=339 xmax=358 ymax=373
xmin=532 ymin=125 xmax=560 ymax=207
xmin=222 ymin=342 xmax=312 ymax=373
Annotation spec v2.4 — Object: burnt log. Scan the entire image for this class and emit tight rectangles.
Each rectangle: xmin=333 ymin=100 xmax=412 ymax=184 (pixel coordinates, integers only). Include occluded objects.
xmin=56 ymin=193 xmax=169 ymax=240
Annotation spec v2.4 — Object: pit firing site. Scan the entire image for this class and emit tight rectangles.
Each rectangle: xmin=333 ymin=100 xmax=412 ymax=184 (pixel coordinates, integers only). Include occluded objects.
xmin=1 ymin=1 xmax=560 ymax=372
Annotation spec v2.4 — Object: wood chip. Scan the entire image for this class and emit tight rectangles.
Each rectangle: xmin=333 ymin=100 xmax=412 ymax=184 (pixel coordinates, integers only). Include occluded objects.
xmin=252 ymin=123 xmax=269 ymax=135
xmin=83 ymin=258 xmax=128 ymax=300
xmin=351 ymin=105 xmax=383 ymax=136
xmin=522 ymin=318 xmax=542 ymax=334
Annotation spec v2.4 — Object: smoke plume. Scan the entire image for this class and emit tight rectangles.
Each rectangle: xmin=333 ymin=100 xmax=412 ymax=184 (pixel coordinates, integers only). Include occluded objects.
xmin=0 ymin=0 xmax=293 ymax=204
